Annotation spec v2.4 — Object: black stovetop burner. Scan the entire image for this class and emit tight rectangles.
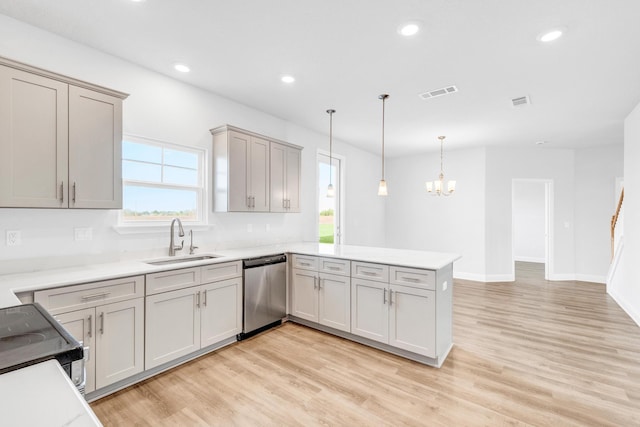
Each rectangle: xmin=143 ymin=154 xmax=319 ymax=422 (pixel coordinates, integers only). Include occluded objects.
xmin=0 ymin=303 xmax=83 ymax=374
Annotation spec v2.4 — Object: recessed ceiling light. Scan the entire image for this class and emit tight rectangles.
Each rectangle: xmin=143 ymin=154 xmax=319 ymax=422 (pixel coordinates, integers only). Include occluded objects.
xmin=398 ymin=22 xmax=421 ymax=37
xmin=174 ymin=63 xmax=190 ymax=73
xmin=130 ymin=0 xmax=145 ymax=2
xmin=537 ymin=28 xmax=565 ymax=43
xmin=281 ymin=75 xmax=295 ymax=84
xmin=535 ymin=140 xmax=548 ymax=145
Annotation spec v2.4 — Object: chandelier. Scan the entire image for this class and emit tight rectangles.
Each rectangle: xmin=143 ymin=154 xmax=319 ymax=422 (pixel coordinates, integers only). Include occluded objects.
xmin=426 ymin=136 xmax=456 ymax=196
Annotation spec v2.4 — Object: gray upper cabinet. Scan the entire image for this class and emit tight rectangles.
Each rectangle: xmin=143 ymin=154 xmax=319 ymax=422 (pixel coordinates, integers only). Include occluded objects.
xmin=270 ymin=142 xmax=301 ymax=213
xmin=211 ymin=124 xmax=302 ymax=213
xmin=0 ymin=56 xmax=127 ymax=209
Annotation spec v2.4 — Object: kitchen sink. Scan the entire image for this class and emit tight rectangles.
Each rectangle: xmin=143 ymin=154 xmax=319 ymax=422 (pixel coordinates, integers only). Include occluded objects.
xmin=145 ymin=255 xmax=222 ymax=266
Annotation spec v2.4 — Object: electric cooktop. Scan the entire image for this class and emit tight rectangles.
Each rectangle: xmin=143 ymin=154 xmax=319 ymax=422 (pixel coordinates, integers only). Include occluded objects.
xmin=0 ymin=303 xmax=83 ymax=375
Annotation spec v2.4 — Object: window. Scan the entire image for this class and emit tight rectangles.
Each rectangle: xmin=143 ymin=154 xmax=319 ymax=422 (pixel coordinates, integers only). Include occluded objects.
xmin=318 ymin=152 xmax=342 ymax=244
xmin=121 ymin=136 xmax=206 ymax=224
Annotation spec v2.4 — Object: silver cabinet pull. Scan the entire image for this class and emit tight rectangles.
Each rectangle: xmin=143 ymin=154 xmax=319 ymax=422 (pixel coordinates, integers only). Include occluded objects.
xmin=389 ymin=290 xmax=394 ymax=306
xmin=252 ymin=196 xmax=256 ymax=208
xmin=283 ymin=199 xmax=286 ymax=208
xmin=318 ymin=277 xmax=322 ymax=290
xmin=402 ymin=276 xmax=420 ymax=282
xmin=72 ymin=182 xmax=76 ymax=203
xmin=327 ymin=266 xmax=340 ymax=270
xmin=99 ymin=312 xmax=105 ymax=335
xmin=81 ymin=292 xmax=111 ymax=301
xmin=60 ymin=181 xmax=64 ymax=203
xmin=203 ymin=290 xmax=207 ymax=307
xmin=247 ymin=196 xmax=251 ymax=208
xmin=196 ymin=291 xmax=201 ymax=308
xmin=383 ymin=288 xmax=387 ymax=304
xmin=313 ymin=276 xmax=317 ymax=289
xmin=362 ymin=271 xmax=376 ymax=276
xmin=87 ymin=314 xmax=92 ymax=338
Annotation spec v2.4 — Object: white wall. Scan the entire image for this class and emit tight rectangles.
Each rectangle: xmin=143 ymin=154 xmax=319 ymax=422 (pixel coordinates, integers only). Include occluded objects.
xmin=485 ymin=147 xmax=576 ymax=281
xmin=0 ymin=15 xmax=385 ymax=273
xmin=512 ymin=181 xmax=546 ymax=263
xmin=574 ymin=146 xmax=623 ymax=283
xmin=609 ymin=101 xmax=640 ymax=325
xmin=385 ymin=148 xmax=486 ymax=280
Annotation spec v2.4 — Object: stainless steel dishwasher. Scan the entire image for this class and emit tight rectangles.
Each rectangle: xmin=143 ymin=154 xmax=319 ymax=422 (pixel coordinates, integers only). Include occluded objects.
xmin=239 ymin=254 xmax=287 ymax=339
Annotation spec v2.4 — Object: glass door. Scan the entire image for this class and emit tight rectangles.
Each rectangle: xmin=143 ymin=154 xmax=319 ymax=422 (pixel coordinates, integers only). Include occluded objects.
xmin=318 ymin=153 xmax=341 ymax=244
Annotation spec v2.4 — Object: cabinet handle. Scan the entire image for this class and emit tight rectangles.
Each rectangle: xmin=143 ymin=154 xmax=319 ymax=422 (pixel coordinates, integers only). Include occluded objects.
xmin=327 ymin=266 xmax=340 ymax=270
xmin=87 ymin=314 xmax=92 ymax=338
xmin=203 ymin=290 xmax=207 ymax=307
xmin=99 ymin=312 xmax=105 ymax=335
xmin=362 ymin=271 xmax=376 ymax=276
xmin=318 ymin=277 xmax=322 ymax=289
xmin=383 ymin=289 xmax=387 ymax=304
xmin=72 ymin=182 xmax=77 ymax=203
xmin=252 ymin=196 xmax=256 ymax=208
xmin=313 ymin=276 xmax=317 ymax=289
xmin=389 ymin=290 xmax=394 ymax=306
xmin=196 ymin=291 xmax=201 ymax=308
xmin=247 ymin=196 xmax=251 ymax=208
xmin=283 ymin=199 xmax=286 ymax=208
xmin=402 ymin=276 xmax=420 ymax=282
xmin=300 ymin=262 xmax=311 ymax=266
xmin=287 ymin=199 xmax=291 ymax=209
xmin=60 ymin=181 xmax=64 ymax=203
xmin=81 ymin=292 xmax=111 ymax=301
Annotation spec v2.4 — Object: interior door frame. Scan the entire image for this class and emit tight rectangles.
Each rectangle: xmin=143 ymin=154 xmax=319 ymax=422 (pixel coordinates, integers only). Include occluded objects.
xmin=317 ymin=149 xmax=345 ymax=244
xmin=511 ymin=179 xmax=554 ymax=280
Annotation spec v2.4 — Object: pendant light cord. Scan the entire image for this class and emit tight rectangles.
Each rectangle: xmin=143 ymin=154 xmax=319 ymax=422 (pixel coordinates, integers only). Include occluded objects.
xmin=379 ymin=94 xmax=389 ymax=179
xmin=327 ymin=109 xmax=335 ymax=185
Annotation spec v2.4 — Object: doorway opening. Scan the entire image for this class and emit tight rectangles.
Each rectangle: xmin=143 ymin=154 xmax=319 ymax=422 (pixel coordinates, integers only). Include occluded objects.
xmin=512 ymin=179 xmax=553 ymax=281
xmin=318 ymin=152 xmax=342 ymax=244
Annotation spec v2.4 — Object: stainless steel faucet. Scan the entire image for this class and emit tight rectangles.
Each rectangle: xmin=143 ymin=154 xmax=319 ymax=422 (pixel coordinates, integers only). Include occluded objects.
xmin=189 ymin=230 xmax=198 ymax=255
xmin=168 ymin=218 xmax=185 ymax=256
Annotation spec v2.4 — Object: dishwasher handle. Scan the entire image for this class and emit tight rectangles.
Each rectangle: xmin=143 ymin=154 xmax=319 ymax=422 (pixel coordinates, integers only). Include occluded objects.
xmin=243 ymin=254 xmax=287 ymax=269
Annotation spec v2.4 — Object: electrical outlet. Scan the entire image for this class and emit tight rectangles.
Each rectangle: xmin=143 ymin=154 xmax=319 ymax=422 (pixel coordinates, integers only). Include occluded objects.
xmin=74 ymin=227 xmax=93 ymax=241
xmin=6 ymin=230 xmax=21 ymax=246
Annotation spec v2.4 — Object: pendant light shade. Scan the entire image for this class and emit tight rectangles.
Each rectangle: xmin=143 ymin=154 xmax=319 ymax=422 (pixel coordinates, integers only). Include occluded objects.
xmin=326 ymin=109 xmax=336 ymax=198
xmin=378 ymin=94 xmax=389 ymax=196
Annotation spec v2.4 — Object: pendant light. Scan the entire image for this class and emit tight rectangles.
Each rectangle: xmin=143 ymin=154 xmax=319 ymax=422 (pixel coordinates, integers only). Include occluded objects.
xmin=326 ymin=109 xmax=336 ymax=198
xmin=426 ymin=135 xmax=456 ymax=196
xmin=378 ymin=94 xmax=389 ymax=196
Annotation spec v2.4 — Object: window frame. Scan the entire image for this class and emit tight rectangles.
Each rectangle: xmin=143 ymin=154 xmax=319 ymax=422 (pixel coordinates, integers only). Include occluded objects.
xmin=118 ymin=134 xmax=208 ymax=228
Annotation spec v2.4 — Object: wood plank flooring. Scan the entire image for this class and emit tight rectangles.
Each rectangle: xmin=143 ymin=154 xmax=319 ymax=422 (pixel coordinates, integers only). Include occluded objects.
xmin=91 ymin=273 xmax=640 ymax=426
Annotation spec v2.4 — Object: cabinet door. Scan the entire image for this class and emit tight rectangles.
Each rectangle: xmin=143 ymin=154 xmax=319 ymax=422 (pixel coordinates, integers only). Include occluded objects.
xmin=269 ymin=142 xmax=287 ymax=212
xmin=351 ymin=278 xmax=389 ymax=344
xmin=285 ymin=146 xmax=301 ymax=212
xmin=55 ymin=308 xmax=96 ymax=394
xmin=227 ymin=130 xmax=250 ymax=211
xmin=145 ymin=287 xmax=200 ymax=370
xmin=318 ymin=273 xmax=350 ymax=332
xmin=389 ymin=285 xmax=436 ymax=358
xmin=249 ymin=136 xmax=270 ymax=212
xmin=291 ymin=269 xmax=319 ymax=322
xmin=200 ymin=277 xmax=242 ymax=347
xmin=68 ymin=86 xmax=122 ymax=208
xmin=0 ymin=65 xmax=68 ymax=208
xmin=95 ymin=298 xmax=144 ymax=389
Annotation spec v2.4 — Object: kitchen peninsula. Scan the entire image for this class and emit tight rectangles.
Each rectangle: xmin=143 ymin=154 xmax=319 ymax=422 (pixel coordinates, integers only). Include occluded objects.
xmin=0 ymin=243 xmax=459 ymax=424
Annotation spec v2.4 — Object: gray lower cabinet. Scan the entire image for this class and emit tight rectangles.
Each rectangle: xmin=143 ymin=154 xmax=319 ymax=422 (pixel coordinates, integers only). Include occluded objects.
xmin=144 ymin=262 xmax=242 ymax=370
xmin=34 ymin=276 xmax=145 ymax=394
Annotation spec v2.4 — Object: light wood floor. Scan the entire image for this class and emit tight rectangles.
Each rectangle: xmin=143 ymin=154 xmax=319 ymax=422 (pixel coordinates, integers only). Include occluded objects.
xmin=91 ymin=273 xmax=640 ymax=426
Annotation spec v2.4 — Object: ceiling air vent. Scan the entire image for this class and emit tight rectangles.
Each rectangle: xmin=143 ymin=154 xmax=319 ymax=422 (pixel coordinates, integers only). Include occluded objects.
xmin=419 ymin=85 xmax=458 ymax=100
xmin=511 ymin=95 xmax=531 ymax=107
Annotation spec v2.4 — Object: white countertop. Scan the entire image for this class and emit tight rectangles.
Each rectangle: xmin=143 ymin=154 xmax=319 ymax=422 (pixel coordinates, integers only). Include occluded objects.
xmin=0 ymin=360 xmax=102 ymax=427
xmin=0 ymin=242 xmax=460 ymax=309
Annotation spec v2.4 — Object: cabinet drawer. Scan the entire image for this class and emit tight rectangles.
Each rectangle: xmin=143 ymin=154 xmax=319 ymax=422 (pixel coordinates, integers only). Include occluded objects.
xmin=34 ymin=275 xmax=144 ymax=315
xmin=201 ymin=261 xmax=242 ymax=283
xmin=291 ymin=254 xmax=318 ymax=270
xmin=146 ymin=267 xmax=201 ymax=295
xmin=351 ymin=261 xmax=389 ymax=283
xmin=319 ymin=257 xmax=350 ymax=276
xmin=390 ymin=266 xmax=435 ymax=290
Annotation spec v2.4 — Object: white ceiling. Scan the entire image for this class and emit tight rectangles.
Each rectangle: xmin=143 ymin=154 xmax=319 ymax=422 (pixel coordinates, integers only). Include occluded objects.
xmin=1 ymin=0 xmax=639 ymax=157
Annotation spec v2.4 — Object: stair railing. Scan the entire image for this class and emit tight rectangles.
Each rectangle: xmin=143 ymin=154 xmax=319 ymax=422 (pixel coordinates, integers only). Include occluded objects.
xmin=611 ymin=188 xmax=624 ymax=261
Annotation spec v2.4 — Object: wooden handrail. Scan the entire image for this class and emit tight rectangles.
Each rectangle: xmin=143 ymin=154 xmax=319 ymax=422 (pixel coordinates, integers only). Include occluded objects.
xmin=611 ymin=188 xmax=624 ymax=260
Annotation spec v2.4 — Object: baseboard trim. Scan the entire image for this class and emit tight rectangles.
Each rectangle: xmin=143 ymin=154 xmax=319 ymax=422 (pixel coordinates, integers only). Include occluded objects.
xmin=608 ymin=287 xmax=640 ymax=327
xmin=574 ymin=274 xmax=606 ymax=284
xmin=514 ymin=256 xmax=545 ymax=263
xmin=547 ymin=273 xmax=576 ymax=281
xmin=453 ymin=272 xmax=514 ymax=283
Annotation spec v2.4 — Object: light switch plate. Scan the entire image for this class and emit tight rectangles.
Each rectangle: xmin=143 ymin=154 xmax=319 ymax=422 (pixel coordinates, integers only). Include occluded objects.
xmin=6 ymin=230 xmax=21 ymax=246
xmin=74 ymin=227 xmax=93 ymax=241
